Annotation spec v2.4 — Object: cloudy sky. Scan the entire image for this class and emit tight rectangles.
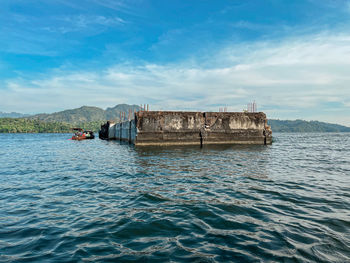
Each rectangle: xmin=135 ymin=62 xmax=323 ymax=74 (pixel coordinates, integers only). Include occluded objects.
xmin=1 ymin=0 xmax=350 ymax=125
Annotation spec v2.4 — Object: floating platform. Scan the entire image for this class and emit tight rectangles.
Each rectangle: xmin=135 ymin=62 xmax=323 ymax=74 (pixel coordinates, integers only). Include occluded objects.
xmin=99 ymin=111 xmax=272 ymax=146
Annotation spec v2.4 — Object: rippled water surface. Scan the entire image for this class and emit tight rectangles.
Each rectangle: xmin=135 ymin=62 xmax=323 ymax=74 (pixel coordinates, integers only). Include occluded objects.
xmin=0 ymin=133 xmax=349 ymax=262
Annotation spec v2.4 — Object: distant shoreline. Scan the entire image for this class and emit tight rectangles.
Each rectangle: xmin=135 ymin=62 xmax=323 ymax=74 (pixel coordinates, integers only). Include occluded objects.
xmin=1 ymin=117 xmax=350 ymax=133
xmin=0 ymin=118 xmax=102 ymax=133
xmin=2 ymin=104 xmax=349 ymax=133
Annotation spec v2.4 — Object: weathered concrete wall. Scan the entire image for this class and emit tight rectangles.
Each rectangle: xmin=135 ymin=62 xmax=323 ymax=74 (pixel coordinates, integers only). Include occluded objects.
xmin=115 ymin=123 xmax=121 ymax=139
xmin=134 ymin=111 xmax=272 ymax=146
xmin=104 ymin=111 xmax=272 ymax=146
xmin=121 ymin=121 xmax=129 ymax=141
xmin=134 ymin=111 xmax=203 ymax=146
xmin=202 ymin=112 xmax=270 ymax=145
xmin=108 ymin=122 xmax=116 ymax=139
xmin=130 ymin=119 xmax=136 ymax=142
xmin=108 ymin=119 xmax=137 ymax=143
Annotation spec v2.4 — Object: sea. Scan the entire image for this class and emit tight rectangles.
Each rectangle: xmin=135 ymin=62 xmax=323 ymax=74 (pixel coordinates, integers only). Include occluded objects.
xmin=0 ymin=133 xmax=349 ymax=262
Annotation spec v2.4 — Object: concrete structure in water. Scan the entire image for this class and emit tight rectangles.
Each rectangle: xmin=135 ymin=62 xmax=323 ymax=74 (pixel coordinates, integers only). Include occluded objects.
xmin=99 ymin=111 xmax=272 ymax=146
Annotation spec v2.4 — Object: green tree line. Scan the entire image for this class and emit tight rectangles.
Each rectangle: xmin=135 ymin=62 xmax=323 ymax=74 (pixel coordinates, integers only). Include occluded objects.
xmin=0 ymin=118 xmax=103 ymax=133
xmin=1 ymin=117 xmax=350 ymax=133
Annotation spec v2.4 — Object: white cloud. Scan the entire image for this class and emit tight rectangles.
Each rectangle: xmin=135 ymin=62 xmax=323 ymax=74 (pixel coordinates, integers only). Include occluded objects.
xmin=2 ymin=32 xmax=350 ymax=125
xmin=41 ymin=15 xmax=126 ymax=34
xmin=63 ymin=14 xmax=125 ymax=27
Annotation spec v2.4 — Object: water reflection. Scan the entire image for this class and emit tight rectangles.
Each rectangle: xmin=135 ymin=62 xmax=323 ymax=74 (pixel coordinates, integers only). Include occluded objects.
xmin=134 ymin=144 xmax=270 ymax=180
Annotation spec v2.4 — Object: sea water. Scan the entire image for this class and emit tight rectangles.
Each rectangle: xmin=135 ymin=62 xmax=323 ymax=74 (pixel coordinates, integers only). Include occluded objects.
xmin=0 ymin=133 xmax=349 ymax=262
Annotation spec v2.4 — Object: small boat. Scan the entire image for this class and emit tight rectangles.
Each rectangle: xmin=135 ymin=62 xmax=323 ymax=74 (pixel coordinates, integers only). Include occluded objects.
xmin=71 ymin=128 xmax=95 ymax=140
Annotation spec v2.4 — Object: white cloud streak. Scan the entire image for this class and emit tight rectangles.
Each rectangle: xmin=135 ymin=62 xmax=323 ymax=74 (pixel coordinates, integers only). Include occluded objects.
xmin=0 ymin=12 xmax=126 ymax=55
xmin=52 ymin=15 xmax=126 ymax=33
xmin=2 ymin=32 xmax=350 ymax=125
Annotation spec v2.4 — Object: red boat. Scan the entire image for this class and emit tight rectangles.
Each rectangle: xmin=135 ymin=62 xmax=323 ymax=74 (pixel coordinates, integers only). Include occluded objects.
xmin=71 ymin=128 xmax=95 ymax=140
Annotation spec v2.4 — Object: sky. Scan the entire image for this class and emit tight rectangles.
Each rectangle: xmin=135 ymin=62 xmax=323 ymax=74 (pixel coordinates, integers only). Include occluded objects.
xmin=1 ymin=0 xmax=350 ymax=125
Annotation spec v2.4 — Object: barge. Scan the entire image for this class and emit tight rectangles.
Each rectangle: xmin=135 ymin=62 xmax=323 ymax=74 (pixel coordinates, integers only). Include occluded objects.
xmin=99 ymin=111 xmax=272 ymax=146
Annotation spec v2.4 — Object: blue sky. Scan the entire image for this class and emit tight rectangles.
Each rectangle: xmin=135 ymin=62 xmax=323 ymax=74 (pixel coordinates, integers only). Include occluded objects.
xmin=1 ymin=0 xmax=350 ymax=125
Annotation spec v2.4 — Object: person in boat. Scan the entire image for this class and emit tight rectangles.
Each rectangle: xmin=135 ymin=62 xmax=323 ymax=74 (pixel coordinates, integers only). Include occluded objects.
xmin=71 ymin=128 xmax=94 ymax=140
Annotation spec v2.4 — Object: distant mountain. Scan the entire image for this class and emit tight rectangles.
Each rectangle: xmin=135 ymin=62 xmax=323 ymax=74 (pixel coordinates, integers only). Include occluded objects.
xmin=269 ymin=119 xmax=350 ymax=132
xmin=106 ymin=104 xmax=141 ymax=120
xmin=0 ymin=111 xmax=31 ymax=118
xmin=2 ymin=106 xmax=350 ymax=133
xmin=28 ymin=104 xmax=141 ymax=124
xmin=30 ymin=106 xmax=106 ymax=123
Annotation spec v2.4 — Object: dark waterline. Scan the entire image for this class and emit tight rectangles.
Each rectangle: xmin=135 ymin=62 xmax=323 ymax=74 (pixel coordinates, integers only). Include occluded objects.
xmin=0 ymin=133 xmax=349 ymax=262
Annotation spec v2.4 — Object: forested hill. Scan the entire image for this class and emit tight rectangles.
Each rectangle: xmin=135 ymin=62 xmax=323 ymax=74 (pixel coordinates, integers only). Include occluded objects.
xmin=28 ymin=104 xmax=140 ymax=123
xmin=0 ymin=118 xmax=102 ymax=133
xmin=0 ymin=104 xmax=141 ymax=133
xmin=268 ymin=119 xmax=350 ymax=132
